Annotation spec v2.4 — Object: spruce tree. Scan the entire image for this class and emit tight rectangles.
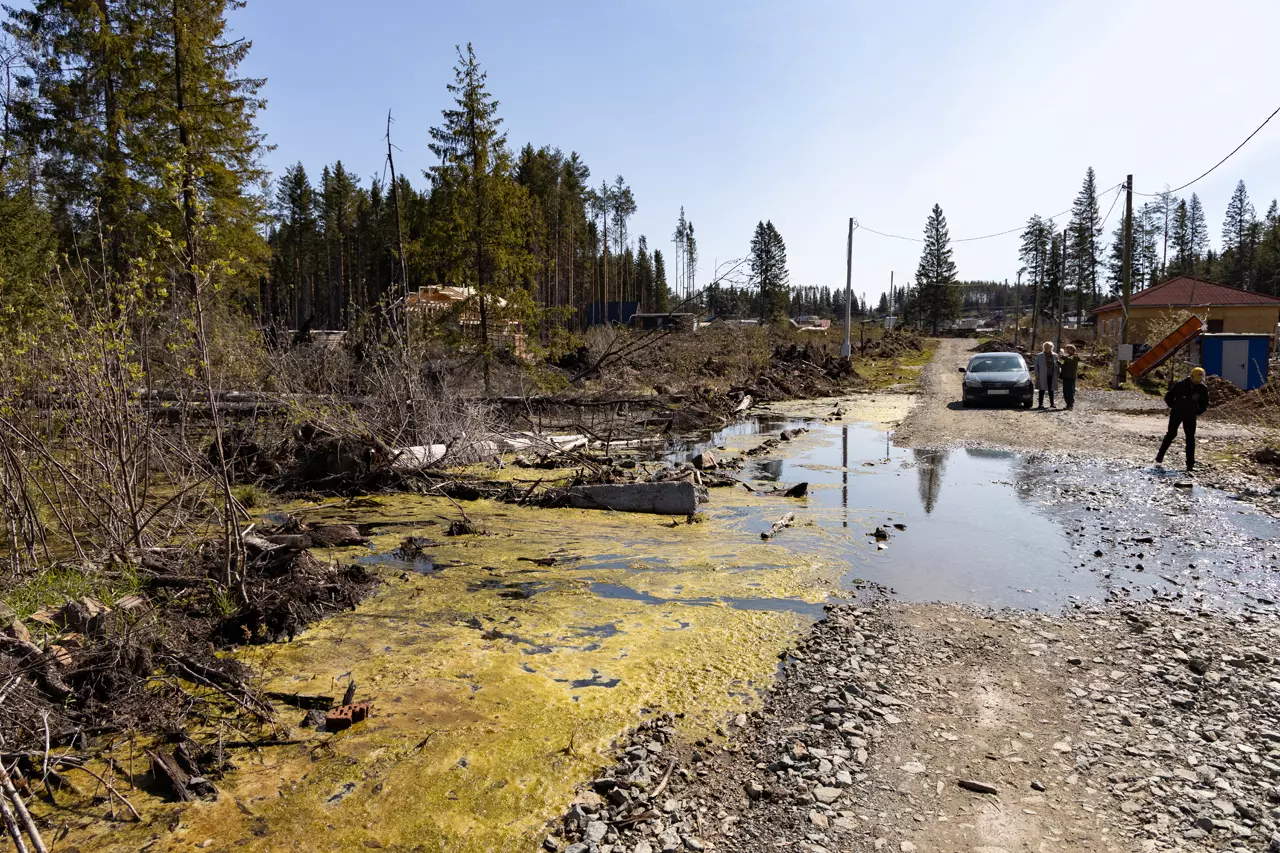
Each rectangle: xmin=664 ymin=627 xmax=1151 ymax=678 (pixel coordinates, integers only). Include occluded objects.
xmin=635 ymin=235 xmax=654 ymax=310
xmin=1221 ymin=180 xmax=1257 ymax=288
xmin=652 ymin=249 xmax=668 ymax=312
xmin=1257 ymin=200 xmax=1280 ymax=296
xmin=1066 ymin=167 xmax=1102 ymax=311
xmin=750 ymin=220 xmax=789 ymax=320
xmin=1187 ymin=194 xmax=1209 ymax=272
xmin=914 ymin=204 xmax=959 ymax=335
xmin=427 ymin=43 xmax=524 ymax=391
xmin=1170 ymin=200 xmax=1191 ymax=275
xmin=5 ymin=0 xmax=267 ymax=293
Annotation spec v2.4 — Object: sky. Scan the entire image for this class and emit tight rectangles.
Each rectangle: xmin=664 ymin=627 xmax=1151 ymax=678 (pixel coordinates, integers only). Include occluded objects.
xmin=230 ymin=0 xmax=1280 ymax=305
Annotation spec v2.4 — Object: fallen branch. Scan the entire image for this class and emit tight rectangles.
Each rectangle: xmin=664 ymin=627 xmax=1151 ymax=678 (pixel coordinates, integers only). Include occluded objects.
xmin=1 ymin=763 xmax=48 ymax=852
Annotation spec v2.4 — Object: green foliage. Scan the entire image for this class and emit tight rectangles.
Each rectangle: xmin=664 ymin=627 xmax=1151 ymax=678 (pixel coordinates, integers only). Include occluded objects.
xmin=4 ymin=0 xmax=268 ymax=296
xmin=1065 ymin=167 xmax=1102 ymax=310
xmin=0 ymin=184 xmax=55 ymax=338
xmin=1220 ymin=180 xmax=1258 ymax=288
xmin=750 ymin=220 xmax=789 ymax=320
xmin=2 ymin=562 xmax=143 ymax=621
xmin=914 ymin=204 xmax=959 ymax=334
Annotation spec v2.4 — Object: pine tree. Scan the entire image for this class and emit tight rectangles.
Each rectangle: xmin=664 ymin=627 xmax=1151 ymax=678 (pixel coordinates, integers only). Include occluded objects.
xmin=652 ymin=248 xmax=669 ymax=312
xmin=1018 ymin=214 xmax=1052 ymax=330
xmin=1187 ymin=193 xmax=1209 ymax=273
xmin=273 ymin=163 xmax=318 ymax=327
xmin=1221 ymin=180 xmax=1257 ymax=288
xmin=1257 ymin=200 xmax=1280 ymax=296
xmin=672 ymin=208 xmax=687 ymax=304
xmin=877 ymin=292 xmax=890 ymax=315
xmin=609 ymin=175 xmax=635 ymax=300
xmin=1066 ymin=167 xmax=1102 ymax=311
xmin=1170 ymin=200 xmax=1191 ymax=276
xmin=685 ymin=220 xmax=697 ymax=308
xmin=914 ymin=204 xmax=959 ymax=335
xmin=635 ymin=235 xmax=654 ymax=310
xmin=427 ymin=43 xmax=524 ymax=391
xmin=6 ymin=0 xmax=266 ymax=292
xmin=750 ymin=220 xmax=789 ymax=320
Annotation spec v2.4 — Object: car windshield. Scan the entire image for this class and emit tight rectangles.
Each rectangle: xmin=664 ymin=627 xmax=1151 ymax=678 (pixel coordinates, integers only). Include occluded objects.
xmin=969 ymin=356 xmax=1024 ymax=373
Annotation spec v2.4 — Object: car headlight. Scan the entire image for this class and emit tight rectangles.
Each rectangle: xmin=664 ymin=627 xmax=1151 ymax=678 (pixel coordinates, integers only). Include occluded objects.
xmin=964 ymin=376 xmax=982 ymax=387
xmin=1014 ymin=377 xmax=1032 ymax=387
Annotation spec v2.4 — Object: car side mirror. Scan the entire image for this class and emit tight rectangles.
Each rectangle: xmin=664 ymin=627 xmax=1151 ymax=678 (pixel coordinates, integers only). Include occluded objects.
xmin=958 ymin=367 xmax=967 ymax=373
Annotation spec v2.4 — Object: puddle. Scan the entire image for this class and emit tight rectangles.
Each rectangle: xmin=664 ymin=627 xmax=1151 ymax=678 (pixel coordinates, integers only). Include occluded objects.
xmin=720 ymin=417 xmax=1280 ymax=610
xmin=70 ymin=395 xmax=1279 ymax=853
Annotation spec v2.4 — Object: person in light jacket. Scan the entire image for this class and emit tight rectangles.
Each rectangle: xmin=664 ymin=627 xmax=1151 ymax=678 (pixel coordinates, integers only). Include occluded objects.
xmin=1033 ymin=341 xmax=1059 ymax=409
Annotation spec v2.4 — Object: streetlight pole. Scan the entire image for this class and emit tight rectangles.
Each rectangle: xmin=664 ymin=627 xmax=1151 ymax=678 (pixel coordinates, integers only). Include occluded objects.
xmin=841 ymin=218 xmax=857 ymax=358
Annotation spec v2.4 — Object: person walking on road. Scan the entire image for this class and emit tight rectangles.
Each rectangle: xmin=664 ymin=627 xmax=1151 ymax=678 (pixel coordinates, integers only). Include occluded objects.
xmin=1033 ymin=341 xmax=1059 ymax=410
xmin=1156 ymin=366 xmax=1210 ymax=471
xmin=1059 ymin=345 xmax=1080 ymax=410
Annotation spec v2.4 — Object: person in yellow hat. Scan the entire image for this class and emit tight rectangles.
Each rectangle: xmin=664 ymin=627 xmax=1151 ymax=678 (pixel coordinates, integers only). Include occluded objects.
xmin=1156 ymin=366 xmax=1209 ymax=470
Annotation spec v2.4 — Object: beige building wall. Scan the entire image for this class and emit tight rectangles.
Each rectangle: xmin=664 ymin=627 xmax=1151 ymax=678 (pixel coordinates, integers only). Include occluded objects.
xmin=1096 ymin=306 xmax=1280 ymax=346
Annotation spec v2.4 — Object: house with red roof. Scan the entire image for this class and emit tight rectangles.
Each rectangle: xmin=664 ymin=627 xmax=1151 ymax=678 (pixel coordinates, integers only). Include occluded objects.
xmin=1091 ymin=276 xmax=1280 ymax=348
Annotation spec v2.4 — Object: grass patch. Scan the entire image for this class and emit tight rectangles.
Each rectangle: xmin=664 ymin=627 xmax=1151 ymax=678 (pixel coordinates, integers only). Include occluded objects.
xmin=1 ymin=562 xmax=144 ymax=621
xmin=857 ymin=341 xmax=936 ymax=390
xmin=233 ymin=483 xmax=267 ymax=508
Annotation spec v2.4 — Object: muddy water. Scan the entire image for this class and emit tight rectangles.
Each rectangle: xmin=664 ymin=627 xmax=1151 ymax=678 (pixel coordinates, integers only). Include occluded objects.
xmin=700 ymin=413 xmax=1280 ymax=611
xmin=67 ymin=395 xmax=1279 ymax=852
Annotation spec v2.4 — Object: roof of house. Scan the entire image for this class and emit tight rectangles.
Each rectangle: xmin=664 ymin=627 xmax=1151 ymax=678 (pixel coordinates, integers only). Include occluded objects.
xmin=1091 ymin=276 xmax=1280 ymax=314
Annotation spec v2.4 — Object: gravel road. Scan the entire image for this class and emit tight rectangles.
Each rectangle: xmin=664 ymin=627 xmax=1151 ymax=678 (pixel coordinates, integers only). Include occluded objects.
xmin=548 ymin=601 xmax=1280 ymax=853
xmin=541 ymin=341 xmax=1280 ymax=853
xmin=894 ymin=339 xmax=1247 ymax=461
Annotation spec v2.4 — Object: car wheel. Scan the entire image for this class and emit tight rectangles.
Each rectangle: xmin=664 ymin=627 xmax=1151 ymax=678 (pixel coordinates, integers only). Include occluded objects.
xmin=1022 ymin=400 xmax=1033 ymax=409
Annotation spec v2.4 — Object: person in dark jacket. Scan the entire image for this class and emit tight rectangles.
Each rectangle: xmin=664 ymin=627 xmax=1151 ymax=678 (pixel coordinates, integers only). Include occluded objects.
xmin=1156 ymin=367 xmax=1210 ymax=470
xmin=1059 ymin=345 xmax=1081 ymax=410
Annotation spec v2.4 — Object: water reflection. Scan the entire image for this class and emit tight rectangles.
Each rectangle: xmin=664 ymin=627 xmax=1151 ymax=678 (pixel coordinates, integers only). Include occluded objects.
xmin=841 ymin=425 xmax=848 ymax=529
xmin=913 ymin=449 xmax=949 ymax=514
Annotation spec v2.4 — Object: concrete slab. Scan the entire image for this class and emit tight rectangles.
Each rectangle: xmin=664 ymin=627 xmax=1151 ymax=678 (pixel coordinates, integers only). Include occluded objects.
xmin=568 ymin=482 xmax=698 ymax=516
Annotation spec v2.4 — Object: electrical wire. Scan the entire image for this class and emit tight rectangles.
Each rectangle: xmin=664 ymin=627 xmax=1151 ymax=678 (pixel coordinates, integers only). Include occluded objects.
xmin=1133 ymin=103 xmax=1280 ymax=197
xmin=857 ymin=182 xmax=1123 ymax=244
xmin=1098 ymin=182 xmax=1124 ymax=231
xmin=854 ymin=101 xmax=1277 ymax=243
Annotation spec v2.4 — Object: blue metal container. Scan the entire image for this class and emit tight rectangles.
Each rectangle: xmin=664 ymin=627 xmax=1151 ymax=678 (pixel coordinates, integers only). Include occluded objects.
xmin=1200 ymin=333 xmax=1270 ymax=390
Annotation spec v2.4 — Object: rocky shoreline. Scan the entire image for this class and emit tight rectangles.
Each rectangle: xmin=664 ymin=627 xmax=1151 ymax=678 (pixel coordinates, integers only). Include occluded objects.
xmin=546 ymin=599 xmax=1280 ymax=852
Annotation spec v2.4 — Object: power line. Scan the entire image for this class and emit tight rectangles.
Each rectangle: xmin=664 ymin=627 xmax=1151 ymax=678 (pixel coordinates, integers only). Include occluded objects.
xmin=1098 ymin=182 xmax=1124 ymax=231
xmin=857 ymin=182 xmax=1122 ymax=244
xmin=1133 ymin=102 xmax=1280 ymax=197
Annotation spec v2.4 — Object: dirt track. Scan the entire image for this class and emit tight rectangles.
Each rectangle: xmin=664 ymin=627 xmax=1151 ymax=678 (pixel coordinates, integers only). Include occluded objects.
xmin=545 ymin=341 xmax=1280 ymax=853
xmin=895 ymin=339 xmax=1259 ymax=465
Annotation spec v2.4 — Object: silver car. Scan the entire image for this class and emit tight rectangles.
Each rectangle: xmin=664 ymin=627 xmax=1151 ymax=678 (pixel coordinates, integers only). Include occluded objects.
xmin=959 ymin=352 xmax=1034 ymax=408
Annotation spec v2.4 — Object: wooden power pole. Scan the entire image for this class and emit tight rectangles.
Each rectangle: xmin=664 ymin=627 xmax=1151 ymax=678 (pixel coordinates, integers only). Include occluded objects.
xmin=1116 ymin=173 xmax=1135 ymax=386
xmin=1055 ymin=232 xmax=1067 ymax=351
xmin=841 ymin=218 xmax=854 ymax=358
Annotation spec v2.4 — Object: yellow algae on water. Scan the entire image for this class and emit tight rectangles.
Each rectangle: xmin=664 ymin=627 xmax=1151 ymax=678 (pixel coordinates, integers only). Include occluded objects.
xmin=52 ymin=476 xmax=861 ymax=853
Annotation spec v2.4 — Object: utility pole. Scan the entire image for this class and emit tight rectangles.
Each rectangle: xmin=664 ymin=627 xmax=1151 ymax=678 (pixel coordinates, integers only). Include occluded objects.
xmin=1116 ymin=173 xmax=1135 ymax=386
xmin=1055 ymin=232 xmax=1067 ymax=351
xmin=841 ymin=217 xmax=854 ymax=358
xmin=1013 ymin=271 xmax=1022 ymax=347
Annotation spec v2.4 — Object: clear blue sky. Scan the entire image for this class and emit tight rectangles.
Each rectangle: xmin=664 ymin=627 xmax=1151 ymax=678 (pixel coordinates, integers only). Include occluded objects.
xmin=231 ymin=0 xmax=1280 ymax=303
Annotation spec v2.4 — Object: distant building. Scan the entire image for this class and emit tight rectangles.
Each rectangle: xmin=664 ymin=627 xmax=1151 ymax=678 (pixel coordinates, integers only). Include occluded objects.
xmin=402 ymin=286 xmax=526 ymax=357
xmin=1091 ymin=276 xmax=1280 ymax=348
xmin=631 ymin=313 xmax=696 ymax=332
xmin=790 ymin=316 xmax=832 ymax=331
xmin=582 ymin=301 xmax=639 ymax=327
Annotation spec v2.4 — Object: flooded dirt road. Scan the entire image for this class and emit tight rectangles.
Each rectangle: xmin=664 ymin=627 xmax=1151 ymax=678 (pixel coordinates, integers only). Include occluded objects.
xmin=57 ymin=365 xmax=1280 ymax=853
